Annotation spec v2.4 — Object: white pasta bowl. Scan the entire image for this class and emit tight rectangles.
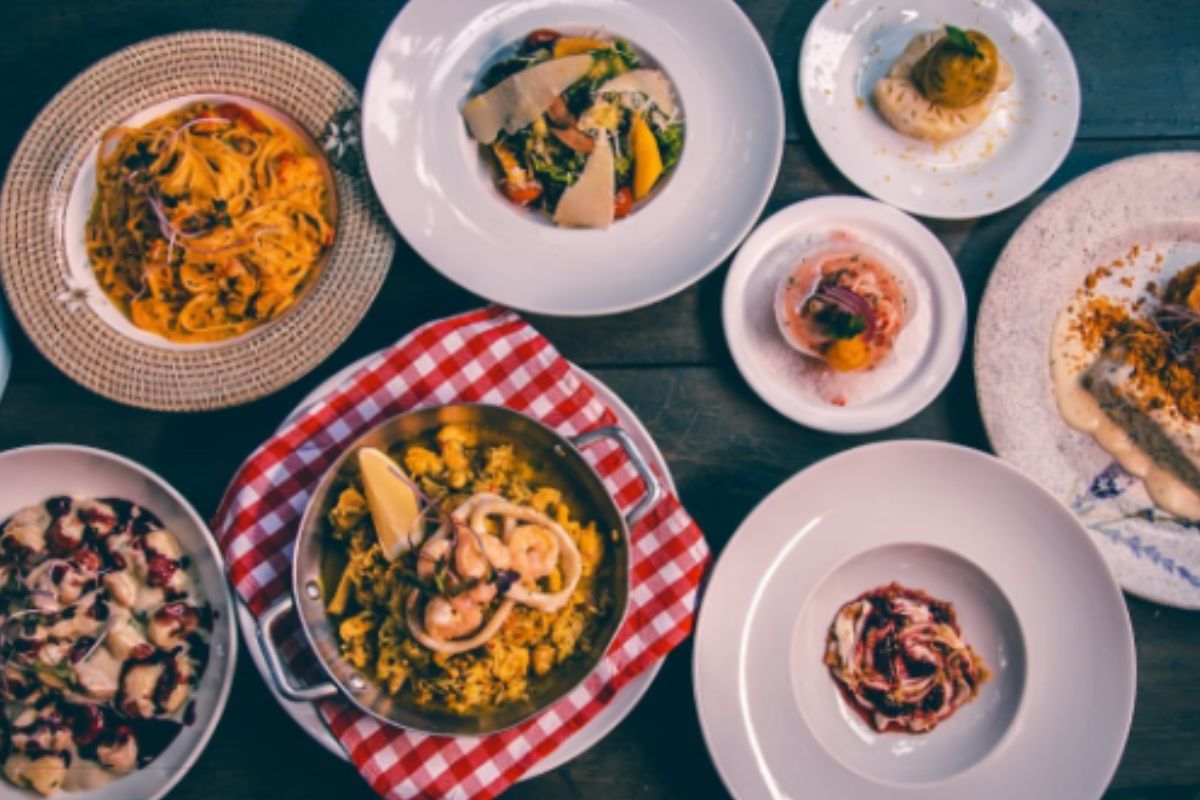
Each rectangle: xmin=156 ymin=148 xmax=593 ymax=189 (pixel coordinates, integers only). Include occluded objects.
xmin=0 ymin=445 xmax=236 ymax=800
xmin=694 ymin=441 xmax=1136 ymax=799
xmin=361 ymin=0 xmax=785 ymax=315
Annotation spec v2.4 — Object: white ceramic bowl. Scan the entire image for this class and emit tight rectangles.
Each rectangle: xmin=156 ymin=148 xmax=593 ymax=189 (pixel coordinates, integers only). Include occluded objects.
xmin=694 ymin=441 xmax=1136 ymax=799
xmin=723 ymin=196 xmax=966 ymax=433
xmin=800 ymin=0 xmax=1080 ymax=219
xmin=0 ymin=445 xmax=236 ymax=800
xmin=361 ymin=0 xmax=785 ymax=315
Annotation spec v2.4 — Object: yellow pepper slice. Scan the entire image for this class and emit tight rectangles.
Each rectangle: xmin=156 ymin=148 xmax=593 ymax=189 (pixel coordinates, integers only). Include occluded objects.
xmin=631 ymin=114 xmax=664 ymax=200
xmin=553 ymin=37 xmax=609 ymax=58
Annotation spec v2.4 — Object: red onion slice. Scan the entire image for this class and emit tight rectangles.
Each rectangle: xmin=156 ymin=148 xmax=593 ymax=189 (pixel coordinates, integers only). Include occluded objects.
xmin=816 ymin=285 xmax=876 ymax=339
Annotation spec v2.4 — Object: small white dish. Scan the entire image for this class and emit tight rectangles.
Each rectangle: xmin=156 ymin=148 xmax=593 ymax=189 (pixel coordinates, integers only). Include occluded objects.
xmin=799 ymin=0 xmax=1080 ymax=219
xmin=723 ymin=196 xmax=965 ymax=434
xmin=240 ymin=357 xmax=670 ymax=777
xmin=694 ymin=440 xmax=1136 ymax=799
xmin=361 ymin=0 xmax=784 ymax=316
xmin=0 ymin=445 xmax=237 ymax=800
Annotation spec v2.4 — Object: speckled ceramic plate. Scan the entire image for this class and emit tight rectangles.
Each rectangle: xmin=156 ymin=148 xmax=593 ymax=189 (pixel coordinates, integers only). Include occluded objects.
xmin=695 ymin=441 xmax=1134 ymax=799
xmin=799 ymin=0 xmax=1079 ymax=219
xmin=0 ymin=31 xmax=395 ymax=411
xmin=362 ymin=0 xmax=783 ymax=315
xmin=977 ymin=151 xmax=1200 ymax=609
xmin=239 ymin=356 xmax=671 ymax=777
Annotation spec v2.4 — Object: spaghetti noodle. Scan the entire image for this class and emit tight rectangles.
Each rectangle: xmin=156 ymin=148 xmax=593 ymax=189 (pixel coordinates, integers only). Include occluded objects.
xmin=85 ymin=100 xmax=335 ymax=343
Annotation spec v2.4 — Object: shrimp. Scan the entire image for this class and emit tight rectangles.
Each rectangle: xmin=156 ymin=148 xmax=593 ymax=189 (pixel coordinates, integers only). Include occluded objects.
xmin=424 ymin=594 xmax=485 ymax=640
xmin=454 ymin=530 xmax=510 ymax=579
xmin=505 ymin=524 xmax=559 ymax=581
xmin=417 ymin=536 xmax=451 ymax=581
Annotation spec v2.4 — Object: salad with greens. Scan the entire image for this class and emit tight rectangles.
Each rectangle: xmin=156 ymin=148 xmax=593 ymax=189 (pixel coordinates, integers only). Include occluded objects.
xmin=460 ymin=29 xmax=685 ymax=228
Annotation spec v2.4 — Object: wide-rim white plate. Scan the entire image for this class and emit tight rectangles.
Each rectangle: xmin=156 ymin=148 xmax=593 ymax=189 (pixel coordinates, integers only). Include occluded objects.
xmin=694 ymin=441 xmax=1135 ymax=799
xmin=238 ymin=357 xmax=672 ymax=777
xmin=977 ymin=151 xmax=1200 ymax=609
xmin=723 ymin=196 xmax=966 ymax=433
xmin=0 ymin=445 xmax=237 ymax=800
xmin=799 ymin=0 xmax=1079 ymax=219
xmin=362 ymin=0 xmax=784 ymax=316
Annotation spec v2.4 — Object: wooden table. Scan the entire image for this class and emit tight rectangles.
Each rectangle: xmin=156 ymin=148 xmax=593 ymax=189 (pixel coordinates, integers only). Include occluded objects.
xmin=1 ymin=1 xmax=1197 ymax=797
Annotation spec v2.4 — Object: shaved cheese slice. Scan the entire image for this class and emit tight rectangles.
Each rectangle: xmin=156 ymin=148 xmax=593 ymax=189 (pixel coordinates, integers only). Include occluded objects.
xmin=461 ymin=55 xmax=593 ymax=143
xmin=597 ymin=69 xmax=677 ymax=117
xmin=553 ymin=133 xmax=614 ymax=229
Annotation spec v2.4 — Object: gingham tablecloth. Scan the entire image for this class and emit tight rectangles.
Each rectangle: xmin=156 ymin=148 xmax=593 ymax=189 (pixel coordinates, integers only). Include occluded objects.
xmin=213 ymin=307 xmax=710 ymax=799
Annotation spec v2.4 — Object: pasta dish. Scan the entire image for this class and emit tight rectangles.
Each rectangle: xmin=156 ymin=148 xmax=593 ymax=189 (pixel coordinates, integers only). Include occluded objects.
xmin=85 ymin=100 xmax=335 ymax=343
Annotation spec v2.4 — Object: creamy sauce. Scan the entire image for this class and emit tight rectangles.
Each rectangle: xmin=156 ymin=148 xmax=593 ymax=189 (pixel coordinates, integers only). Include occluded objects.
xmin=1 ymin=496 xmax=212 ymax=796
xmin=1050 ymin=305 xmax=1200 ymax=519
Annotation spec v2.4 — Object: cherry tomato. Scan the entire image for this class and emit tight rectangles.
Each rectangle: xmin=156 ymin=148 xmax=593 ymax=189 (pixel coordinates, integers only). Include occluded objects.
xmin=524 ymin=29 xmax=560 ymax=48
xmin=503 ymin=181 xmax=543 ymax=206
xmin=614 ymin=186 xmax=633 ymax=219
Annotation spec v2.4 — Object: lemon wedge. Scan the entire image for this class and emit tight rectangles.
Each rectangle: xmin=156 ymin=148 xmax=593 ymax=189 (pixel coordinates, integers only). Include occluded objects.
xmin=358 ymin=447 xmax=421 ymax=561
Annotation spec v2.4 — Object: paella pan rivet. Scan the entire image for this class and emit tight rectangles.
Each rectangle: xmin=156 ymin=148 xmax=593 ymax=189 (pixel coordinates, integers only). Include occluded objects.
xmin=349 ymin=675 xmax=367 ymax=692
xmin=554 ymin=444 xmax=565 ymax=457
xmin=305 ymin=581 xmax=320 ymax=599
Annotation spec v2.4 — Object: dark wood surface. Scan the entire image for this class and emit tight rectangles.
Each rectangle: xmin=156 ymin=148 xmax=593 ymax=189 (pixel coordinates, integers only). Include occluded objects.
xmin=2 ymin=1 xmax=1199 ymax=798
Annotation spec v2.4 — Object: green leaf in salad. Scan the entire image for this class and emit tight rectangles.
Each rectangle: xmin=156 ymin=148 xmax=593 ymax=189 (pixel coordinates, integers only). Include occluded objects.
xmin=655 ymin=122 xmax=685 ymax=172
xmin=612 ymin=38 xmax=641 ymax=70
xmin=527 ymin=147 xmax=586 ymax=187
xmin=613 ymin=151 xmax=633 ymax=185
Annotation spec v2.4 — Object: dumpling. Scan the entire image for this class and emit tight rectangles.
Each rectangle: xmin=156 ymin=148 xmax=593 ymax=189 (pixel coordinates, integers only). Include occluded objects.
xmin=873 ymin=31 xmax=1012 ymax=143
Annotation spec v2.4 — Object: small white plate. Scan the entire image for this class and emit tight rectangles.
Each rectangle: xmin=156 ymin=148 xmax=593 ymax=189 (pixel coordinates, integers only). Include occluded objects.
xmin=723 ymin=196 xmax=965 ymax=434
xmin=239 ymin=357 xmax=672 ymax=777
xmin=694 ymin=441 xmax=1135 ymax=799
xmin=362 ymin=0 xmax=784 ymax=316
xmin=800 ymin=0 xmax=1080 ymax=219
xmin=977 ymin=151 xmax=1200 ymax=608
xmin=0 ymin=445 xmax=237 ymax=800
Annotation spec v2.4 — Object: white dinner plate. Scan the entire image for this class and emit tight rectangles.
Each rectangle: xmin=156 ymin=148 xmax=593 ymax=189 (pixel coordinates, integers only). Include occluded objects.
xmin=799 ymin=0 xmax=1079 ymax=219
xmin=0 ymin=445 xmax=237 ymax=800
xmin=239 ymin=356 xmax=672 ymax=777
xmin=723 ymin=196 xmax=965 ymax=433
xmin=694 ymin=441 xmax=1135 ymax=799
xmin=977 ymin=151 xmax=1200 ymax=609
xmin=361 ymin=0 xmax=784 ymax=315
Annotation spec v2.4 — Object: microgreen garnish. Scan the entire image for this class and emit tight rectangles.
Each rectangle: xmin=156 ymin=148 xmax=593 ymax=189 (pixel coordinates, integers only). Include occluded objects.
xmin=943 ymin=26 xmax=983 ymax=59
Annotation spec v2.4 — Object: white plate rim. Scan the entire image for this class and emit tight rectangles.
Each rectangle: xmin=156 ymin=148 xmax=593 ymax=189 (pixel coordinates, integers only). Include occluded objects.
xmin=798 ymin=0 xmax=1081 ymax=220
xmin=693 ymin=439 xmax=1136 ymax=799
xmin=237 ymin=356 xmax=673 ymax=777
xmin=722 ymin=195 xmax=967 ymax=433
xmin=0 ymin=443 xmax=238 ymax=800
xmin=360 ymin=0 xmax=785 ymax=316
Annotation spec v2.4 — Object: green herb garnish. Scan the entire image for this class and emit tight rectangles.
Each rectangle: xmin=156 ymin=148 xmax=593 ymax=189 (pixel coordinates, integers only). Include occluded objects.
xmin=826 ymin=312 xmax=867 ymax=340
xmin=943 ymin=25 xmax=983 ymax=59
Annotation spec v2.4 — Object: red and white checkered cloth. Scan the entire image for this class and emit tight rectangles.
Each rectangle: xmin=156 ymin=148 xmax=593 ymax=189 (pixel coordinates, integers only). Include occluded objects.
xmin=213 ymin=307 xmax=710 ymax=799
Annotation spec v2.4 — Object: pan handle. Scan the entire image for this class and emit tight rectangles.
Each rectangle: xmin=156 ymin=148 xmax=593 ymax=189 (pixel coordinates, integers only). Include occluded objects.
xmin=571 ymin=426 xmax=664 ymax=528
xmin=257 ymin=594 xmax=339 ymax=703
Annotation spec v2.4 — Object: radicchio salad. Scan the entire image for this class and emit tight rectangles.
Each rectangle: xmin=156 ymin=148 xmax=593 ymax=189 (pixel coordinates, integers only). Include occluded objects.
xmin=0 ymin=496 xmax=212 ymax=795
xmin=824 ymin=582 xmax=989 ymax=734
